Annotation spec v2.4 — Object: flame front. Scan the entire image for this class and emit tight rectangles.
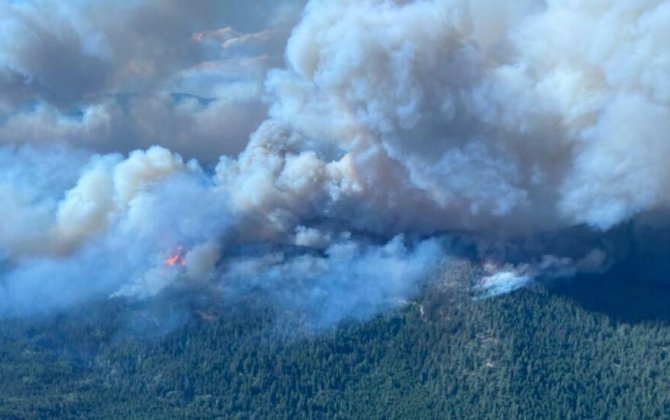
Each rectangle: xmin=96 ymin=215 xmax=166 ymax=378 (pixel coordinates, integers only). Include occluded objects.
xmin=164 ymin=247 xmax=186 ymax=267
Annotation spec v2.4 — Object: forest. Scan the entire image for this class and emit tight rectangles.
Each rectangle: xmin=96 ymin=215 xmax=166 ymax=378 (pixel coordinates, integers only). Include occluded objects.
xmin=1 ymin=266 xmax=670 ymax=419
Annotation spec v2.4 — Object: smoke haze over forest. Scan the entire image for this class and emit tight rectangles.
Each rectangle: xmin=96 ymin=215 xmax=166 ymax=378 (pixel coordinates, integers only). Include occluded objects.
xmin=0 ymin=0 xmax=668 ymax=328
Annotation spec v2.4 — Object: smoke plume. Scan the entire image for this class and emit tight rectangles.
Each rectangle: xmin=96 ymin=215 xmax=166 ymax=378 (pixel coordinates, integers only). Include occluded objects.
xmin=0 ymin=0 xmax=668 ymax=328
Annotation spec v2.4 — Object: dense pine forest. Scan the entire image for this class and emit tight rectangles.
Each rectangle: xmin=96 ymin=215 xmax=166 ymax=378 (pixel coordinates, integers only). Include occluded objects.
xmin=1 ymin=268 xmax=670 ymax=419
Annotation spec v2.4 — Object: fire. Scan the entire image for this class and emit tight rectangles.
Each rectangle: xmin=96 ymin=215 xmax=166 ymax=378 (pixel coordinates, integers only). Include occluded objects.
xmin=164 ymin=247 xmax=186 ymax=267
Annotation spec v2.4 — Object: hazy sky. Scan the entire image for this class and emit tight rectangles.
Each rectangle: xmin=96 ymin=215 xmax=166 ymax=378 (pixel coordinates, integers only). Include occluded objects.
xmin=0 ymin=0 xmax=305 ymax=161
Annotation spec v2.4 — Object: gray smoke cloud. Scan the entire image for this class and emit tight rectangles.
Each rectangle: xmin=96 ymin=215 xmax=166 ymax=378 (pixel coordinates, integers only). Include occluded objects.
xmin=0 ymin=0 xmax=305 ymax=161
xmin=0 ymin=0 xmax=667 ymax=328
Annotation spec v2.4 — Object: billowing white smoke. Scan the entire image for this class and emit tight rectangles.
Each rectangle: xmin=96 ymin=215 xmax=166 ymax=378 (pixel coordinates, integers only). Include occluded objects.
xmin=0 ymin=0 xmax=667 ymax=326
xmin=221 ymin=236 xmax=443 ymax=329
xmin=475 ymin=249 xmax=608 ymax=299
xmin=257 ymin=0 xmax=670 ymax=233
xmin=0 ymin=143 xmax=443 ymax=324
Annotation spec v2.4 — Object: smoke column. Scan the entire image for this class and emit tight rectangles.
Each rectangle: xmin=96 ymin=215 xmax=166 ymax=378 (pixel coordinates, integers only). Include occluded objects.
xmin=0 ymin=0 xmax=668 ymax=327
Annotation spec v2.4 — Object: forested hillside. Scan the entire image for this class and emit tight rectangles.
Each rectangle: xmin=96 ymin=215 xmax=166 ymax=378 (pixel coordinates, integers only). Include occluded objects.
xmin=1 ymin=272 xmax=670 ymax=419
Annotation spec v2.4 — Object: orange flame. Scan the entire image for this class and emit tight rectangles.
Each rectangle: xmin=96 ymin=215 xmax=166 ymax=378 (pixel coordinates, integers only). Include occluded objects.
xmin=164 ymin=247 xmax=186 ymax=267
